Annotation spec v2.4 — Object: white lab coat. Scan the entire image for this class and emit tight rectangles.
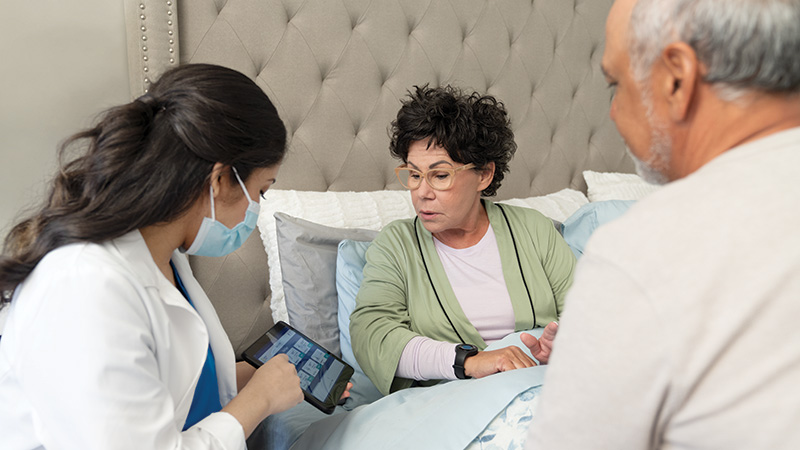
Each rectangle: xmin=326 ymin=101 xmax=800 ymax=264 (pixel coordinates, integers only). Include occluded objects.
xmin=0 ymin=230 xmax=245 ymax=449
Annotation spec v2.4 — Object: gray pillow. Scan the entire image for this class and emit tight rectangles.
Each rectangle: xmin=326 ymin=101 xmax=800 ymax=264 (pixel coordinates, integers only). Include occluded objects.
xmin=275 ymin=212 xmax=378 ymax=356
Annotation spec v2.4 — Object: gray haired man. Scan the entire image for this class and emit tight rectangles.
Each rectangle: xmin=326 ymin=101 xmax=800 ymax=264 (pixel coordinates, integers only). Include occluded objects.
xmin=526 ymin=0 xmax=800 ymax=448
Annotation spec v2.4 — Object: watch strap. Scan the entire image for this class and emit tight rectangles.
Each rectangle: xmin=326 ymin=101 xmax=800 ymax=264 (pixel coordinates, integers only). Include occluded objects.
xmin=453 ymin=344 xmax=478 ymax=379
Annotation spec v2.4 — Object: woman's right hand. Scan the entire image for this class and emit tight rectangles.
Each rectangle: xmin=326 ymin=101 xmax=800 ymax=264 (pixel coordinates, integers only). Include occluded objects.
xmin=462 ymin=345 xmax=537 ymax=379
xmin=246 ymin=354 xmax=304 ymax=416
xmin=222 ymin=354 xmax=303 ymax=438
xmin=461 ymin=323 xmax=559 ymax=378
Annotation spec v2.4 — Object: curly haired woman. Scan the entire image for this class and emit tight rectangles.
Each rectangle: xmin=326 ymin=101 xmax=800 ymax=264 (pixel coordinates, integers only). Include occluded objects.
xmin=350 ymin=85 xmax=576 ymax=395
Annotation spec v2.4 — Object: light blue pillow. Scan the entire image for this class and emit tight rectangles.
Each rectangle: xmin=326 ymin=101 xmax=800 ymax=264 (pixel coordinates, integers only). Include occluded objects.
xmin=335 ymin=239 xmax=383 ymax=409
xmin=561 ymin=200 xmax=636 ymax=259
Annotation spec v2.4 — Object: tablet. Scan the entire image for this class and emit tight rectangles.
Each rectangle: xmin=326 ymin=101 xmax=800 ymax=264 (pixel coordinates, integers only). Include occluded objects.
xmin=241 ymin=321 xmax=354 ymax=414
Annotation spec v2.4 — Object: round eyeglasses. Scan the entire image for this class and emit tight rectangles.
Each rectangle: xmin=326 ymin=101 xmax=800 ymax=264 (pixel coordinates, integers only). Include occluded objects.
xmin=394 ymin=163 xmax=476 ymax=191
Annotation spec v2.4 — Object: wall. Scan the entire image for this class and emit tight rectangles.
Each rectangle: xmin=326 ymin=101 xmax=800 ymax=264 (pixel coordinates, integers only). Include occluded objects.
xmin=0 ymin=1 xmax=130 ymax=237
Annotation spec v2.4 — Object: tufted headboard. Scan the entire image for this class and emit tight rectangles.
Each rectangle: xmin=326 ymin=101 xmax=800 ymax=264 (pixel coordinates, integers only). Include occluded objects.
xmin=123 ymin=0 xmax=632 ymax=354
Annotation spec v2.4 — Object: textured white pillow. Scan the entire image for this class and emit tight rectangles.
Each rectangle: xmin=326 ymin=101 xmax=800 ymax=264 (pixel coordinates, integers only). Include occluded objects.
xmin=583 ymin=170 xmax=661 ymax=202
xmin=498 ymin=188 xmax=588 ymax=222
xmin=258 ymin=188 xmax=589 ymax=323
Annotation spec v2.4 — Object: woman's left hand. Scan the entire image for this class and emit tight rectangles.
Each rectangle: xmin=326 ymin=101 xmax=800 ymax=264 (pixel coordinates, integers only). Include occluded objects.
xmin=521 ymin=321 xmax=558 ymax=365
xmin=340 ymin=382 xmax=353 ymax=401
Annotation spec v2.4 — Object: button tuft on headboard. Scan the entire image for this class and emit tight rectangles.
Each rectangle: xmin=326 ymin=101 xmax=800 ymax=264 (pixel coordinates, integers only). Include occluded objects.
xmin=127 ymin=0 xmax=629 ymax=196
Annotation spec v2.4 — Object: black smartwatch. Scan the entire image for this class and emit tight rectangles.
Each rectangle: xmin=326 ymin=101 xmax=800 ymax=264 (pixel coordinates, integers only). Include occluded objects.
xmin=453 ymin=343 xmax=479 ymax=379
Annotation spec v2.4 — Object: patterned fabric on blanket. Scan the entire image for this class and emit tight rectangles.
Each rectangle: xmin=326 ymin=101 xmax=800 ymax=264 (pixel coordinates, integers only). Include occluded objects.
xmin=466 ymin=386 xmax=542 ymax=450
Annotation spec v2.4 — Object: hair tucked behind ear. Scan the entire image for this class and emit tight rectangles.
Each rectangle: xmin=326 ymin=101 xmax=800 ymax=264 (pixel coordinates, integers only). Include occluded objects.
xmin=0 ymin=64 xmax=287 ymax=301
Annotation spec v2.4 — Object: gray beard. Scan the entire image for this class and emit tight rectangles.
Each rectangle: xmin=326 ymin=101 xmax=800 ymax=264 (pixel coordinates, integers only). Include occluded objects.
xmin=629 ymin=143 xmax=670 ymax=185
xmin=628 ymin=99 xmax=672 ymax=185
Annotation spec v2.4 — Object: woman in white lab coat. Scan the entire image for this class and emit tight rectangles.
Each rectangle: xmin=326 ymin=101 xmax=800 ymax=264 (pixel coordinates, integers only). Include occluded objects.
xmin=0 ymin=64 xmax=307 ymax=449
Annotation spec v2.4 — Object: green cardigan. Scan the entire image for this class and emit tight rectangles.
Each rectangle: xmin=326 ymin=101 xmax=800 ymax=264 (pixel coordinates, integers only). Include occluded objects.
xmin=349 ymin=200 xmax=576 ymax=395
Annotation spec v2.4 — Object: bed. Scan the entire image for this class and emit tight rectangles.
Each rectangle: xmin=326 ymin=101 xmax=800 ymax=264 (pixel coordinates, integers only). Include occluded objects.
xmin=123 ymin=0 xmax=645 ymax=447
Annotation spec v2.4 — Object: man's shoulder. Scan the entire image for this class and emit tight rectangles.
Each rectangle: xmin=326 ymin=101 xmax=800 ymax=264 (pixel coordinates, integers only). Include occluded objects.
xmin=585 ymin=140 xmax=800 ymax=261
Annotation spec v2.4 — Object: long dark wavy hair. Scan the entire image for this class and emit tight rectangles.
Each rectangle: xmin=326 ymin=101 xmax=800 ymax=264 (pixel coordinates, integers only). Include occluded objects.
xmin=0 ymin=64 xmax=287 ymax=303
xmin=389 ymin=84 xmax=517 ymax=197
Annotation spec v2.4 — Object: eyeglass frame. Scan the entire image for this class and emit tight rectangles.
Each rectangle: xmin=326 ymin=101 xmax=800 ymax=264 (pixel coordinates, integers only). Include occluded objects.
xmin=394 ymin=163 xmax=477 ymax=191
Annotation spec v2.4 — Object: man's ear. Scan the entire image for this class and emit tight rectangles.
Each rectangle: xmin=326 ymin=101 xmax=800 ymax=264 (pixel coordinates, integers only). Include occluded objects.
xmin=478 ymin=162 xmax=496 ymax=192
xmin=659 ymin=42 xmax=700 ymax=122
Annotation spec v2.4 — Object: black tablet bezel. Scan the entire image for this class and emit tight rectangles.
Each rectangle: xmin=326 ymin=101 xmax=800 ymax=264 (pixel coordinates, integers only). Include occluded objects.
xmin=241 ymin=321 xmax=354 ymax=414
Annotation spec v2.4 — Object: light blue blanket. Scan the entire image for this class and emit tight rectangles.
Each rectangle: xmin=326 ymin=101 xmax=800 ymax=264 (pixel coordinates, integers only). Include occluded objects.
xmin=291 ymin=330 xmax=547 ymax=450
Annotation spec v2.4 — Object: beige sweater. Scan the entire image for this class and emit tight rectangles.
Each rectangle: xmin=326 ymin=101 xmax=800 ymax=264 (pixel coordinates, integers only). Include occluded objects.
xmin=527 ymin=127 xmax=800 ymax=449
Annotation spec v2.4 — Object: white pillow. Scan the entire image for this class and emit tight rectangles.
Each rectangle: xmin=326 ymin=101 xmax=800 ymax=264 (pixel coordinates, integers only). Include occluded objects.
xmin=258 ymin=189 xmax=589 ymax=323
xmin=498 ymin=188 xmax=588 ymax=222
xmin=583 ymin=170 xmax=661 ymax=202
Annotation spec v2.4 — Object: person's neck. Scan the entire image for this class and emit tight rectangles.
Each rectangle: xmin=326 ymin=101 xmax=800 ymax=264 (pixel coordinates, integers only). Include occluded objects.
xmin=139 ymin=220 xmax=190 ymax=286
xmin=432 ymin=201 xmax=490 ymax=249
xmin=671 ymin=91 xmax=800 ymax=179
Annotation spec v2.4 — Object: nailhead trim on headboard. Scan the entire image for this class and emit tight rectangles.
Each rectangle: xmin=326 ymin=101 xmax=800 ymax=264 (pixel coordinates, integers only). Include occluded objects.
xmin=124 ymin=0 xmax=179 ymax=97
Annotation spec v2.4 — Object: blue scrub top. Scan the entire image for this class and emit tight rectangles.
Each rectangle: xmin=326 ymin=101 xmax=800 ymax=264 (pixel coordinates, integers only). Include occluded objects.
xmin=170 ymin=260 xmax=223 ymax=430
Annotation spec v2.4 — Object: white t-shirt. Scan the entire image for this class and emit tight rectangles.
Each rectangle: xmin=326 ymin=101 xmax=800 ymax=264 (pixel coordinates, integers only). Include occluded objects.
xmin=434 ymin=224 xmax=516 ymax=344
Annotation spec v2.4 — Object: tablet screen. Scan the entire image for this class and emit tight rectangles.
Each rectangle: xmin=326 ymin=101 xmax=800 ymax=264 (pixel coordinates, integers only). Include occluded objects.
xmin=251 ymin=326 xmax=347 ymax=402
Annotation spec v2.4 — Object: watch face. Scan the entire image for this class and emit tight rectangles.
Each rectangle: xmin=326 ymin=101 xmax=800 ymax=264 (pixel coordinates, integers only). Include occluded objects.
xmin=458 ymin=344 xmax=477 ymax=352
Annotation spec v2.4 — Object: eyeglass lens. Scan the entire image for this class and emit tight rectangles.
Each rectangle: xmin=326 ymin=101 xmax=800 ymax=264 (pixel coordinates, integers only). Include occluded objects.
xmin=397 ymin=168 xmax=455 ymax=190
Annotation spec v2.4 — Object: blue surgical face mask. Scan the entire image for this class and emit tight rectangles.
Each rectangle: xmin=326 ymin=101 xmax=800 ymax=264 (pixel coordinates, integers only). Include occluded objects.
xmin=184 ymin=167 xmax=260 ymax=257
